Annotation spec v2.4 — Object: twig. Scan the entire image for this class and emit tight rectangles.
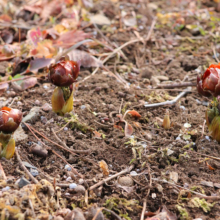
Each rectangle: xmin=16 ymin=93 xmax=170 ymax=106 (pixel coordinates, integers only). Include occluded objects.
xmin=52 ymin=128 xmax=90 ymax=154
xmin=15 ymin=148 xmax=39 ymax=184
xmin=156 ymin=82 xmax=196 ymax=89
xmin=144 ymin=87 xmax=191 ymax=108
xmin=201 ymin=120 xmax=206 ymax=138
xmin=89 ymin=165 xmax=134 ymax=190
xmin=24 ymin=123 xmax=77 ymax=156
xmin=189 ymin=151 xmax=220 ymax=162
xmin=102 ymin=19 xmax=156 ymax=65
xmin=212 ymin=44 xmax=220 ymax=63
xmin=24 ymin=123 xmax=83 ymax=178
xmin=92 ymin=208 xmax=104 ymax=220
xmin=152 ymin=178 xmax=220 ymax=201
xmin=140 ymin=200 xmax=146 ymax=220
xmin=103 ymin=208 xmax=122 ymax=220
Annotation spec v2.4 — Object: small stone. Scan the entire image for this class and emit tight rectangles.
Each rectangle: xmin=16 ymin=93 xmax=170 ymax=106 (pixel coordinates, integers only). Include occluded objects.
xmin=41 ymin=116 xmax=47 ymax=124
xmin=64 ymin=127 xmax=68 ymax=131
xmin=72 ymin=208 xmax=86 ymax=220
xmin=130 ymin=171 xmax=138 ymax=176
xmin=85 ymin=206 xmax=104 ymax=220
xmin=41 ymin=103 xmax=52 ymax=112
xmin=169 ymin=171 xmax=178 ymax=183
xmin=73 ymin=185 xmax=85 ymax=194
xmin=69 ymin=183 xmax=77 ymax=189
xmin=2 ymin=186 xmax=10 ymax=192
xmin=140 ymin=66 xmax=154 ymax=79
xmin=66 ymin=177 xmax=72 ymax=181
xmin=16 ymin=177 xmax=31 ymax=188
xmin=80 ymin=105 xmax=86 ymax=110
xmin=150 ymin=76 xmax=160 ymax=86
xmin=31 ymin=144 xmax=48 ymax=158
xmin=30 ymin=168 xmax=39 ymax=177
xmin=22 ymin=161 xmax=37 ymax=169
xmin=65 ymin=164 xmax=72 ymax=171
xmin=78 ymin=178 xmax=84 ymax=185
xmin=118 ymin=176 xmax=134 ymax=187
xmin=22 ymin=107 xmax=41 ymax=123
xmin=35 ymin=100 xmax=40 ymax=105
xmin=152 ymin=193 xmax=156 ymax=199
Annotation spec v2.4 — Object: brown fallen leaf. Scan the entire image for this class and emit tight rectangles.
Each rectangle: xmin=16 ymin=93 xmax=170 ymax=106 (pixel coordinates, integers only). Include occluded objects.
xmin=127 ymin=110 xmax=141 ymax=119
xmin=93 ymin=130 xmax=102 ymax=138
xmin=67 ymin=49 xmax=102 ymax=68
xmin=99 ymin=160 xmax=109 ymax=176
xmin=54 ymin=30 xmax=91 ymax=48
xmin=206 ymin=161 xmax=215 ymax=170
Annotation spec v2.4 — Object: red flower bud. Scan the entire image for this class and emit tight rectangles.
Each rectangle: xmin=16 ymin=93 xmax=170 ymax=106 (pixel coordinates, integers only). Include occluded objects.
xmin=49 ymin=60 xmax=79 ymax=87
xmin=0 ymin=107 xmax=22 ymax=133
xmin=197 ymin=64 xmax=220 ymax=97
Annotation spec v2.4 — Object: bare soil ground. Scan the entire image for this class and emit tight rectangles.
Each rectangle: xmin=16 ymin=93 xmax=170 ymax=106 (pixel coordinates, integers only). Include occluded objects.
xmin=1 ymin=0 xmax=220 ymax=220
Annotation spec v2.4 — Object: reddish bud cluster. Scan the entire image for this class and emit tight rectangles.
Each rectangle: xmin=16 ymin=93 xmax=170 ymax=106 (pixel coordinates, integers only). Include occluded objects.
xmin=49 ymin=60 xmax=79 ymax=87
xmin=197 ymin=64 xmax=220 ymax=97
xmin=0 ymin=107 xmax=22 ymax=133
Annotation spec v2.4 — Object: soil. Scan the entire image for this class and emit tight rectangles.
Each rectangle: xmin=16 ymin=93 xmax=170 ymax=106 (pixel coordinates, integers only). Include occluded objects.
xmin=1 ymin=0 xmax=220 ymax=220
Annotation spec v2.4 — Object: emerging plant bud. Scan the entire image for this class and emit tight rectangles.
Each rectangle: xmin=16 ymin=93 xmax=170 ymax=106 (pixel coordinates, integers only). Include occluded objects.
xmin=197 ymin=64 xmax=220 ymax=97
xmin=51 ymin=86 xmax=74 ymax=115
xmin=0 ymin=107 xmax=22 ymax=133
xmin=205 ymin=98 xmax=220 ymax=143
xmin=0 ymin=133 xmax=15 ymax=159
xmin=162 ymin=110 xmax=170 ymax=130
xmin=197 ymin=75 xmax=211 ymax=97
xmin=49 ymin=60 xmax=79 ymax=87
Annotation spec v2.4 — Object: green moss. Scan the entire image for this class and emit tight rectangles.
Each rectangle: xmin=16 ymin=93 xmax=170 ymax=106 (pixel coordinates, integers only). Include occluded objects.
xmin=188 ymin=197 xmax=215 ymax=213
xmin=176 ymin=205 xmax=190 ymax=220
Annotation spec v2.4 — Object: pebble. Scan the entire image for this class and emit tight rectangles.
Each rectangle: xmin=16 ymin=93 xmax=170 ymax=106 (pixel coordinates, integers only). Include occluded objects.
xmin=64 ymin=127 xmax=68 ymax=131
xmin=66 ymin=177 xmax=72 ymax=181
xmin=41 ymin=116 xmax=47 ymax=124
xmin=78 ymin=178 xmax=84 ymax=185
xmin=30 ymin=168 xmax=39 ymax=177
xmin=22 ymin=107 xmax=41 ymax=123
xmin=2 ymin=186 xmax=10 ymax=192
xmin=35 ymin=100 xmax=40 ymax=105
xmin=205 ymin=136 xmax=210 ymax=141
xmin=65 ymin=164 xmax=72 ymax=171
xmin=16 ymin=177 xmax=31 ymax=188
xmin=130 ymin=171 xmax=138 ymax=176
xmin=69 ymin=183 xmax=77 ymax=189
xmin=80 ymin=105 xmax=86 ymax=110
xmin=41 ymin=103 xmax=52 ymax=112
xmin=180 ymin=105 xmax=185 ymax=110
xmin=22 ymin=161 xmax=37 ymax=169
xmin=118 ymin=176 xmax=134 ymax=187
xmin=31 ymin=144 xmax=48 ymax=158
xmin=73 ymin=185 xmax=86 ymax=194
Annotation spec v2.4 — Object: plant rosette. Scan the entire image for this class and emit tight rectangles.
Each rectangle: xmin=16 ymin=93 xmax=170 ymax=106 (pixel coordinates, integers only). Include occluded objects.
xmin=0 ymin=107 xmax=22 ymax=159
xmin=49 ymin=59 xmax=79 ymax=115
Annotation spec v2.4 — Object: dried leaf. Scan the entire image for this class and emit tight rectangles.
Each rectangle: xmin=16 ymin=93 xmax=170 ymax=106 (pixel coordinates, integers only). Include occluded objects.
xmin=0 ymin=83 xmax=8 ymax=96
xmin=99 ymin=160 xmax=109 ymax=176
xmin=93 ymin=130 xmax=102 ymax=138
xmin=29 ymin=57 xmax=53 ymax=71
xmin=55 ymin=30 xmax=91 ymax=48
xmin=127 ymin=110 xmax=141 ymax=119
xmin=0 ymin=14 xmax=12 ymax=22
xmin=67 ymin=49 xmax=102 ymax=68
xmin=30 ymin=40 xmax=57 ymax=58
xmin=125 ymin=122 xmax=133 ymax=137
xmin=206 ymin=161 xmax=215 ymax=170
xmin=27 ymin=28 xmax=43 ymax=46
xmin=89 ymin=13 xmax=111 ymax=25
xmin=13 ymin=77 xmax=38 ymax=91
xmin=40 ymin=0 xmax=62 ymax=23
